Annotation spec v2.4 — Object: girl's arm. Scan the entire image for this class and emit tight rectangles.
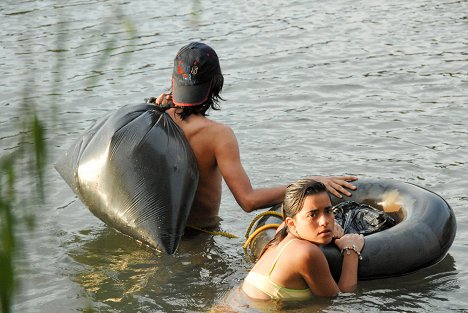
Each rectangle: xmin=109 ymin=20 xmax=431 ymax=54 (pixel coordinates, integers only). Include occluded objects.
xmin=299 ymin=234 xmax=364 ymax=296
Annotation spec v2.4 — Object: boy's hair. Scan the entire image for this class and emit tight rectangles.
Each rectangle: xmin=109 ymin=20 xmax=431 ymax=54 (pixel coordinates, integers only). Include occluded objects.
xmin=174 ymin=72 xmax=224 ymax=120
xmin=171 ymin=42 xmax=224 ymax=120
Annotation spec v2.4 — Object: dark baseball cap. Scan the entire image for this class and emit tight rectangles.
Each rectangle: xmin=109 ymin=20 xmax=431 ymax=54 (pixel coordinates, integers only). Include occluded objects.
xmin=172 ymin=42 xmax=221 ymax=107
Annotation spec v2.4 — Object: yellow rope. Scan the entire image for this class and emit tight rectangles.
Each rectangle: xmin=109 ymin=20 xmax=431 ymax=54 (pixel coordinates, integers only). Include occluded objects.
xmin=244 ymin=210 xmax=284 ymax=239
xmin=243 ymin=224 xmax=281 ymax=249
xmin=184 ymin=210 xmax=282 ymax=243
xmin=187 ymin=225 xmax=238 ymax=239
xmin=243 ymin=223 xmax=281 ymax=262
xmin=242 ymin=210 xmax=284 ymax=261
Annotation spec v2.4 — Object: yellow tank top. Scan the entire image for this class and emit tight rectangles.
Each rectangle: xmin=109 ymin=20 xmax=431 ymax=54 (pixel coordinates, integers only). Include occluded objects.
xmin=245 ymin=239 xmax=313 ymax=300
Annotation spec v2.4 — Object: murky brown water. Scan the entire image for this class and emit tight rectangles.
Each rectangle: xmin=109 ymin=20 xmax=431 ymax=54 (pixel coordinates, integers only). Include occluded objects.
xmin=2 ymin=0 xmax=467 ymax=312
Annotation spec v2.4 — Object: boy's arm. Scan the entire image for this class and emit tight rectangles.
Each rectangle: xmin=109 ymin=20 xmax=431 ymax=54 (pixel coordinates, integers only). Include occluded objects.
xmin=215 ymin=127 xmax=357 ymax=212
xmin=215 ymin=126 xmax=285 ymax=212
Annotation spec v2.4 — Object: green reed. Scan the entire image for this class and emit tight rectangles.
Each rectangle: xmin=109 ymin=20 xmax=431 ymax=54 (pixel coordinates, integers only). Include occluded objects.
xmin=0 ymin=3 xmax=136 ymax=312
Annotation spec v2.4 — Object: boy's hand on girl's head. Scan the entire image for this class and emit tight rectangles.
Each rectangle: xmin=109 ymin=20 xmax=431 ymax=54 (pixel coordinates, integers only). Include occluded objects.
xmin=309 ymin=175 xmax=358 ymax=199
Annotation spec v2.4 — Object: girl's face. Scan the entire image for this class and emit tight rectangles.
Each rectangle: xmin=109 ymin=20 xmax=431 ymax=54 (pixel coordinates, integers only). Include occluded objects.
xmin=287 ymin=192 xmax=335 ymax=245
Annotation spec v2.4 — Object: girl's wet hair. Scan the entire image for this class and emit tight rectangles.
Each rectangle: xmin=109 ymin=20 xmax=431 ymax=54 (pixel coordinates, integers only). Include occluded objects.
xmin=282 ymin=179 xmax=328 ymax=218
xmin=258 ymin=179 xmax=328 ymax=258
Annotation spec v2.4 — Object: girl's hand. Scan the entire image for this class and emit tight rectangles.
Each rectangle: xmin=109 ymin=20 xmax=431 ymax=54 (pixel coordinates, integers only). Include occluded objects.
xmin=333 ymin=223 xmax=344 ymax=239
xmin=335 ymin=234 xmax=365 ymax=253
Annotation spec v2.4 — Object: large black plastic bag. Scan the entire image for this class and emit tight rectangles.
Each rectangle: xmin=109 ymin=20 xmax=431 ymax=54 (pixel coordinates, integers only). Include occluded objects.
xmin=334 ymin=201 xmax=396 ymax=235
xmin=55 ymin=103 xmax=199 ymax=254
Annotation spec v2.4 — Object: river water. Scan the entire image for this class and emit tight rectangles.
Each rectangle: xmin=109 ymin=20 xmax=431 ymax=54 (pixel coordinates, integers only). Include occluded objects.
xmin=1 ymin=0 xmax=467 ymax=312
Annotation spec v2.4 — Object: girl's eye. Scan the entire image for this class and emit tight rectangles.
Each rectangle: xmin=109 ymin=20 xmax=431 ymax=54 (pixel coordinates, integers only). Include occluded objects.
xmin=309 ymin=211 xmax=318 ymax=218
xmin=325 ymin=208 xmax=333 ymax=215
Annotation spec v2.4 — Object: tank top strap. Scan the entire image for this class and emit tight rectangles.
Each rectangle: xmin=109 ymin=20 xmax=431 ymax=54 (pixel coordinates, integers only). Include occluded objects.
xmin=268 ymin=239 xmax=298 ymax=277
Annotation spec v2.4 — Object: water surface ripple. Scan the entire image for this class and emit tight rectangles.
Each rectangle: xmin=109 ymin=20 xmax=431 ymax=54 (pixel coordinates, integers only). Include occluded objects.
xmin=1 ymin=0 xmax=467 ymax=312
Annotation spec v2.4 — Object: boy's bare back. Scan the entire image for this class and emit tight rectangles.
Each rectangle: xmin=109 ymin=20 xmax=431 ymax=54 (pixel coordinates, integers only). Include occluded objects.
xmin=155 ymin=42 xmax=357 ymax=228
xmin=166 ymin=108 xmax=226 ymax=227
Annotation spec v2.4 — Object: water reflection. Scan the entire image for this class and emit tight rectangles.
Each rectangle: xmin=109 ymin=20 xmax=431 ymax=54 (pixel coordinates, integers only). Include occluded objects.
xmin=347 ymin=254 xmax=459 ymax=312
xmin=214 ymin=286 xmax=335 ymax=313
xmin=4 ymin=0 xmax=467 ymax=311
xmin=67 ymin=226 xmax=243 ymax=312
xmin=212 ymin=254 xmax=459 ymax=313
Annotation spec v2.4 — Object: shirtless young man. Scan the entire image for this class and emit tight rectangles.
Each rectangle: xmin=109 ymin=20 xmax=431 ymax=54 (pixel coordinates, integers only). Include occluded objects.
xmin=155 ymin=42 xmax=357 ymax=228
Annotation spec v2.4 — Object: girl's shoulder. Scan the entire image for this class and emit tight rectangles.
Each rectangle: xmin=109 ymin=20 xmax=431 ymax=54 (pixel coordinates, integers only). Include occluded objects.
xmin=290 ymin=239 xmax=325 ymax=262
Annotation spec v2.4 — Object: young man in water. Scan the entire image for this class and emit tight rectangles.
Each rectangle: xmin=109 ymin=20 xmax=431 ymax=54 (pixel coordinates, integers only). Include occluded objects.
xmin=155 ymin=42 xmax=357 ymax=228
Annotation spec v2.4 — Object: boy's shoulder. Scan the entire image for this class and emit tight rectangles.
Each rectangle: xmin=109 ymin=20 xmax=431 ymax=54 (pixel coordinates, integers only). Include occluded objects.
xmin=194 ymin=115 xmax=233 ymax=134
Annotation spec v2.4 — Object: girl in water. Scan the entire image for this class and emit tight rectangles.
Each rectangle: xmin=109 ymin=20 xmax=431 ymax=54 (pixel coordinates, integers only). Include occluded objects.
xmin=242 ymin=179 xmax=365 ymax=300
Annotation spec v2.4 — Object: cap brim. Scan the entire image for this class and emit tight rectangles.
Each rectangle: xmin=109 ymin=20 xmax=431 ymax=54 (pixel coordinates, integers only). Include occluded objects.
xmin=172 ymin=79 xmax=211 ymax=107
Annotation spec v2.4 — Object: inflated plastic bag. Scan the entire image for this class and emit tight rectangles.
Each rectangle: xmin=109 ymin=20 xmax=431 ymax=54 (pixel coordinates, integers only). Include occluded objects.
xmin=333 ymin=201 xmax=396 ymax=235
xmin=55 ymin=103 xmax=199 ymax=254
